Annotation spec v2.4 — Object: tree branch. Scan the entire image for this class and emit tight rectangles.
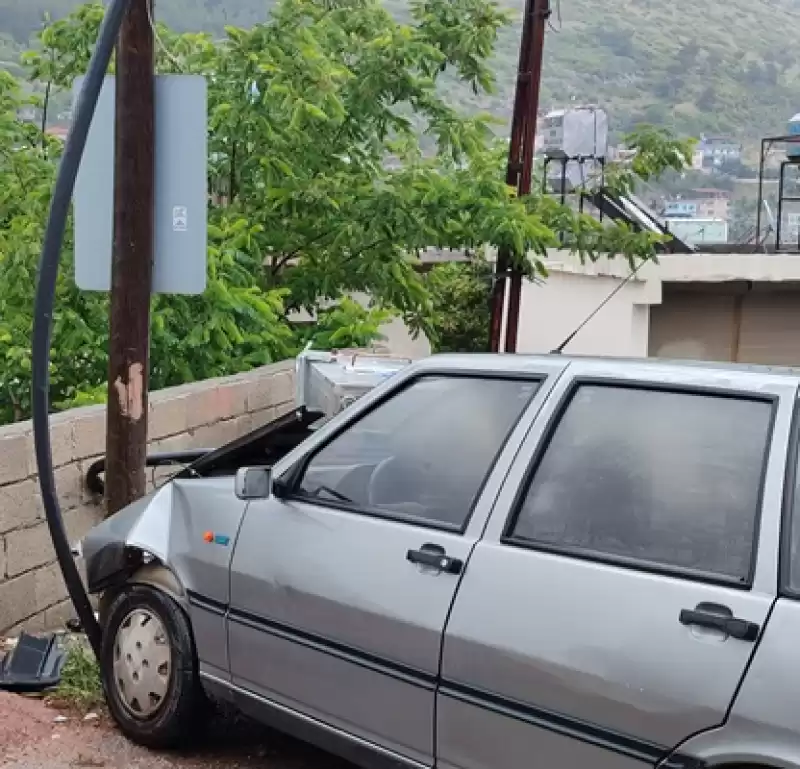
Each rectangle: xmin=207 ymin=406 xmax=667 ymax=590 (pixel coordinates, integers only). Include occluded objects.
xmin=271 ymin=230 xmax=337 ymax=275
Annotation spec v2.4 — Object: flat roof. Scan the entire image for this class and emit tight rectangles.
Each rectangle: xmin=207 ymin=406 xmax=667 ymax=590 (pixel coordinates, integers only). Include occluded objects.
xmin=543 ymin=250 xmax=800 ymax=284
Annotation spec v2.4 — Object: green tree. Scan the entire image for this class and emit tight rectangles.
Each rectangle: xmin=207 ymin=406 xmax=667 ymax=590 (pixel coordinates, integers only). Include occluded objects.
xmin=425 ymin=260 xmax=492 ymax=353
xmin=0 ymin=0 xmax=690 ymax=423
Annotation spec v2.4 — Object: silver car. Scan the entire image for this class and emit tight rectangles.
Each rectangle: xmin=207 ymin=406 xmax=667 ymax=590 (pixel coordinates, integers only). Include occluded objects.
xmin=80 ymin=353 xmax=800 ymax=769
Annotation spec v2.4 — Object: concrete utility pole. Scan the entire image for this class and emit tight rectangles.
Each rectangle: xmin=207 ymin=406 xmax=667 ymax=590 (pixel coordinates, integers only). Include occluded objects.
xmin=105 ymin=0 xmax=155 ymax=516
xmin=488 ymin=0 xmax=550 ymax=353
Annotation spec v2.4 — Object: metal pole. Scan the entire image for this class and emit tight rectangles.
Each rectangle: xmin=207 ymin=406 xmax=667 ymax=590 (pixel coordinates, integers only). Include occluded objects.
xmin=505 ymin=0 xmax=549 ymax=354
xmin=777 ymin=161 xmax=786 ymax=252
xmin=756 ymin=139 xmax=766 ymax=249
xmin=105 ymin=0 xmax=155 ymax=516
xmin=488 ymin=0 xmax=550 ymax=353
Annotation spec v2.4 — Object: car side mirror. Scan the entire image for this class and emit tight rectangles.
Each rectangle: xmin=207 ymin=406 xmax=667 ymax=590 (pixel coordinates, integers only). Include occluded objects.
xmin=235 ymin=466 xmax=273 ymax=500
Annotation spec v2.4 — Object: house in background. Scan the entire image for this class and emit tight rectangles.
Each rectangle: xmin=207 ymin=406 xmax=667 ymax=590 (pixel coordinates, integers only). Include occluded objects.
xmin=515 ymin=251 xmax=800 ymax=366
xmin=698 ymin=136 xmax=743 ymax=169
xmin=663 ymin=189 xmax=731 ymax=221
xmin=663 ymin=200 xmax=698 ymax=218
xmin=687 ymin=188 xmax=731 ymax=220
xmin=661 ymin=193 xmax=730 ymax=245
xmin=664 ymin=217 xmax=728 ymax=246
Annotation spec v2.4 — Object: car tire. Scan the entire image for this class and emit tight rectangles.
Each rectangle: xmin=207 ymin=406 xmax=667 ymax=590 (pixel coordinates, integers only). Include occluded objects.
xmin=101 ymin=584 xmax=205 ymax=749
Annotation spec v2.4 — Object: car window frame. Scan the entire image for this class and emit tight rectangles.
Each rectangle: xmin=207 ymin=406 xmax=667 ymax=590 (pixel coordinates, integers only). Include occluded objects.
xmin=779 ymin=396 xmax=800 ymax=599
xmin=280 ymin=371 xmax=545 ymax=535
xmin=501 ymin=376 xmax=778 ymax=590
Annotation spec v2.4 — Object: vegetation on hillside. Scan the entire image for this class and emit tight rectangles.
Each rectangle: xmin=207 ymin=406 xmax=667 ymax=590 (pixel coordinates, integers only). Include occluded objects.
xmin=2 ymin=0 xmax=797 ymax=142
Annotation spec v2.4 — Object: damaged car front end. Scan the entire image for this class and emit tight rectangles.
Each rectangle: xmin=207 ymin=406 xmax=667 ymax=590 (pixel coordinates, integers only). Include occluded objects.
xmin=79 ymin=348 xmax=411 ymax=622
xmin=80 ymin=407 xmax=324 ymax=613
xmin=72 ymin=348 xmax=412 ymax=747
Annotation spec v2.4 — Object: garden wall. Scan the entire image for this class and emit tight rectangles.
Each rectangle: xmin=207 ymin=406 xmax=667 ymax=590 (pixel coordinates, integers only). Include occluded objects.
xmin=0 ymin=360 xmax=295 ymax=634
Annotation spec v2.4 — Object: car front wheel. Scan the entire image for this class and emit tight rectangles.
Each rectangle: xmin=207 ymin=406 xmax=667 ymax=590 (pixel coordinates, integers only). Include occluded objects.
xmin=101 ymin=584 xmax=204 ymax=749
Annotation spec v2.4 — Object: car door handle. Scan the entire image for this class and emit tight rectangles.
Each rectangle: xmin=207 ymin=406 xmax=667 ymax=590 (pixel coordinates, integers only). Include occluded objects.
xmin=407 ymin=544 xmax=463 ymax=575
xmin=679 ymin=602 xmax=760 ymax=642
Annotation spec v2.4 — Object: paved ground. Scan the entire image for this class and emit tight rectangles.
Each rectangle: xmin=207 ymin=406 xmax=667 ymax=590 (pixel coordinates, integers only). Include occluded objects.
xmin=0 ymin=692 xmax=353 ymax=769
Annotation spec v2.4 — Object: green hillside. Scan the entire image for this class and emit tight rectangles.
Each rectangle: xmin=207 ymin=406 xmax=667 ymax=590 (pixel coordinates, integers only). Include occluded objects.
xmin=532 ymin=0 xmax=800 ymax=141
xmin=1 ymin=0 xmax=799 ymax=143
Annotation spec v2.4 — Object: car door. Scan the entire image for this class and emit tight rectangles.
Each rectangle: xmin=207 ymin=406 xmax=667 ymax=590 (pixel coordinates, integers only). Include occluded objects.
xmin=223 ymin=364 xmax=563 ymax=768
xmin=438 ymin=359 xmax=794 ymax=769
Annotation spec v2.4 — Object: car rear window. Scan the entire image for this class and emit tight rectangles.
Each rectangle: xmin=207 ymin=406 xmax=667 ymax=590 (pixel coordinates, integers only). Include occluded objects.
xmin=783 ymin=405 xmax=800 ymax=596
xmin=508 ymin=384 xmax=773 ymax=583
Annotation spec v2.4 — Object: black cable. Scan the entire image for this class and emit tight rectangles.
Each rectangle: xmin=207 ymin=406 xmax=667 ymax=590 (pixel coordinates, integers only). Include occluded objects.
xmin=32 ymin=0 xmax=131 ymax=658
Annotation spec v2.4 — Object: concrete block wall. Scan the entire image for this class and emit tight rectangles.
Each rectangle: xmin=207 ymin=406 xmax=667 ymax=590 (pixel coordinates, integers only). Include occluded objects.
xmin=0 ymin=360 xmax=295 ymax=635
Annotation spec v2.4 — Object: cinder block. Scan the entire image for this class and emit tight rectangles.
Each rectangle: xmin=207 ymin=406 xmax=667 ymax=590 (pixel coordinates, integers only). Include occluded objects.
xmin=34 ymin=562 xmax=67 ymax=614
xmin=0 ymin=569 xmax=38 ymax=632
xmin=6 ymin=609 xmax=47 ymax=637
xmin=227 ymin=415 xmax=255 ymax=441
xmin=49 ymin=417 xmax=76 ymax=468
xmin=246 ymin=378 xmax=274 ymax=412
xmin=72 ymin=411 xmax=107 ymax=460
xmin=272 ymin=370 xmax=295 ymax=405
xmin=44 ymin=598 xmax=75 ymax=631
xmin=0 ymin=429 xmax=33 ymax=486
xmin=216 ymin=380 xmax=250 ymax=421
xmin=230 ymin=380 xmax=251 ymax=417
xmin=149 ymin=394 xmax=190 ymax=441
xmin=54 ymin=464 xmax=83 ymax=512
xmin=187 ymin=424 xmax=221 ymax=450
xmin=246 ymin=408 xmax=277 ymax=434
xmin=64 ymin=504 xmax=103 ymax=545
xmin=212 ymin=419 xmax=240 ymax=447
xmin=5 ymin=523 xmax=55 ymax=577
xmin=0 ymin=479 xmax=43 ymax=535
xmin=186 ymin=387 xmax=220 ymax=430
xmin=149 ymin=434 xmax=192 ymax=454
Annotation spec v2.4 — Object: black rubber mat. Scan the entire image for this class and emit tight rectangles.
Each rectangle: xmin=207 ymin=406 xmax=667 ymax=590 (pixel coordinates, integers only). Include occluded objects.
xmin=0 ymin=632 xmax=67 ymax=692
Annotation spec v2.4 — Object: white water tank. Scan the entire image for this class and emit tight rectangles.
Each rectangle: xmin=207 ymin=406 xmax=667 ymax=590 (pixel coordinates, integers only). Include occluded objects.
xmin=540 ymin=106 xmax=609 ymax=159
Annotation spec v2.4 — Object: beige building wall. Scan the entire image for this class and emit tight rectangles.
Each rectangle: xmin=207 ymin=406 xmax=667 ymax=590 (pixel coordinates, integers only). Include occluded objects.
xmin=515 ymin=251 xmax=800 ymax=363
xmin=650 ymin=285 xmax=800 ymax=366
xmin=516 ymin=271 xmax=654 ymax=357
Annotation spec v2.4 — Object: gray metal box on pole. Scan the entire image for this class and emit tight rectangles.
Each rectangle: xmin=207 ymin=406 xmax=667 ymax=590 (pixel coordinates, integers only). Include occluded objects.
xmin=73 ymin=74 xmax=208 ymax=294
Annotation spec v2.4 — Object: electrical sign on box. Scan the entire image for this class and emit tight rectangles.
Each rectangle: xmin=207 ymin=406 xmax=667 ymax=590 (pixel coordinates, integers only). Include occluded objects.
xmin=73 ymin=75 xmax=208 ymax=295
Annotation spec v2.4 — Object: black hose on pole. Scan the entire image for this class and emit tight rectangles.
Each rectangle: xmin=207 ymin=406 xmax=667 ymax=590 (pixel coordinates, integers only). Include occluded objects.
xmin=32 ymin=0 xmax=132 ymax=659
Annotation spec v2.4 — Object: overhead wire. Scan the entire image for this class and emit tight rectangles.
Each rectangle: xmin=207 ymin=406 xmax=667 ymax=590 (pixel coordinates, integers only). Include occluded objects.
xmin=145 ymin=0 xmax=185 ymax=72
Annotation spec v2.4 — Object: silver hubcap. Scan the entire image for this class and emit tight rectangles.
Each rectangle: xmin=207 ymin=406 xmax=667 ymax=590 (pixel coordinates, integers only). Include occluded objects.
xmin=112 ymin=609 xmax=172 ymax=719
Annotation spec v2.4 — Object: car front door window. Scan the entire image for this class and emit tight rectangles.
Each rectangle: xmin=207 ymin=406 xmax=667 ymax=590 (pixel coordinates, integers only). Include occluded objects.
xmin=297 ymin=375 xmax=539 ymax=529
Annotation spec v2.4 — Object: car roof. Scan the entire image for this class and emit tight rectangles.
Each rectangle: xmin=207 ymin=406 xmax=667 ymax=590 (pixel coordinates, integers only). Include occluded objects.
xmin=416 ymin=352 xmax=800 ymax=382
